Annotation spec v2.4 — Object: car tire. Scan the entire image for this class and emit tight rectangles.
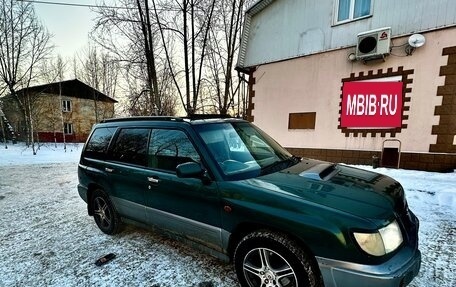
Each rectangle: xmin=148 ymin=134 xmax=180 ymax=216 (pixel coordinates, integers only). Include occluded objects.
xmin=91 ymin=189 xmax=121 ymax=235
xmin=234 ymin=230 xmax=323 ymax=287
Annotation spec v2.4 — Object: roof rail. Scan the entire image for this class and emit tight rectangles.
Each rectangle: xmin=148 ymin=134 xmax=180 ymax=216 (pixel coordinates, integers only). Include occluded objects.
xmin=101 ymin=116 xmax=184 ymax=123
xmin=185 ymin=114 xmax=232 ymax=120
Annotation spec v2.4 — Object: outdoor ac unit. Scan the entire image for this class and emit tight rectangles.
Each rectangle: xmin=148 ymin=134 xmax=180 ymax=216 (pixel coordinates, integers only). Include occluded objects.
xmin=356 ymin=27 xmax=392 ymax=61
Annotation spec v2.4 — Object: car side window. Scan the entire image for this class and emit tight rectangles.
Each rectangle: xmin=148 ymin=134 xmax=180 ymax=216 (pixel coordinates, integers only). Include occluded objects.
xmin=148 ymin=129 xmax=200 ymax=172
xmin=84 ymin=127 xmax=116 ymax=160
xmin=110 ymin=128 xmax=150 ymax=166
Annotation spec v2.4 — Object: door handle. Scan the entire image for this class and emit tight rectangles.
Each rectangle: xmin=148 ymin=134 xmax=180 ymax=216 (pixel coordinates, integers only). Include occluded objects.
xmin=147 ymin=177 xmax=159 ymax=184
xmin=105 ymin=167 xmax=114 ymax=173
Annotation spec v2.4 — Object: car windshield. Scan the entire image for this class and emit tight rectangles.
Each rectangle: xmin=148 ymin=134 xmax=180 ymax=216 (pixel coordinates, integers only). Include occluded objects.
xmin=194 ymin=121 xmax=299 ymax=180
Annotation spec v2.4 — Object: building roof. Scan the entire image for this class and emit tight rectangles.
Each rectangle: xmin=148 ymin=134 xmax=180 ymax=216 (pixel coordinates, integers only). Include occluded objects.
xmin=15 ymin=79 xmax=117 ymax=103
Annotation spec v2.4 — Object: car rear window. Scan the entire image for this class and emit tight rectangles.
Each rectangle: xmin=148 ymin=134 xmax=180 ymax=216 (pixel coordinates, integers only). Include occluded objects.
xmin=84 ymin=127 xmax=116 ymax=160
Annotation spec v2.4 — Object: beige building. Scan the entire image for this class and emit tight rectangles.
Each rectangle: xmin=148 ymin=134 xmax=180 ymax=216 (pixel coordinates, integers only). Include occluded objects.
xmin=237 ymin=0 xmax=456 ymax=172
xmin=1 ymin=79 xmax=116 ymax=142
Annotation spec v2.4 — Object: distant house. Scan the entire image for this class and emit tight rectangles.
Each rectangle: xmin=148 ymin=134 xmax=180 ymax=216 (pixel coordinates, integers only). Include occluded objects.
xmin=1 ymin=79 xmax=117 ymax=143
xmin=237 ymin=0 xmax=456 ymax=172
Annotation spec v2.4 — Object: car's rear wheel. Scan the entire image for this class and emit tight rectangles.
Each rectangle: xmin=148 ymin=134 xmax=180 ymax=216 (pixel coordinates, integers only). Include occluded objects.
xmin=92 ymin=189 xmax=121 ymax=235
xmin=234 ymin=231 xmax=323 ymax=287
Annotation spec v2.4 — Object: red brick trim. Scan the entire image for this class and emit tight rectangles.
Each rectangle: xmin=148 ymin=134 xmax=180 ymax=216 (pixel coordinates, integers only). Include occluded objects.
xmin=246 ymin=68 xmax=257 ymax=122
xmin=338 ymin=67 xmax=414 ymax=137
xmin=430 ymin=46 xmax=456 ymax=153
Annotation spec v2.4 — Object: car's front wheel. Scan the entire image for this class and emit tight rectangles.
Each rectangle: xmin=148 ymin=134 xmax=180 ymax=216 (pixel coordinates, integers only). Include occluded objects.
xmin=234 ymin=231 xmax=323 ymax=287
xmin=91 ymin=189 xmax=121 ymax=235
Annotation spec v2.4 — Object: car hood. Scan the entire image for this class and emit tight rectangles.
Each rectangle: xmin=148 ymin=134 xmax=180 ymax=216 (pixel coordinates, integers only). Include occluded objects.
xmin=241 ymin=158 xmax=405 ymax=219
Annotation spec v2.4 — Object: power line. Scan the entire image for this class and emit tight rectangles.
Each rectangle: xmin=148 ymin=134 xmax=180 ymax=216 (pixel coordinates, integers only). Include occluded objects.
xmin=18 ymin=0 xmax=209 ymax=12
xmin=18 ymin=0 xmax=140 ymax=10
xmin=19 ymin=0 xmax=237 ymax=14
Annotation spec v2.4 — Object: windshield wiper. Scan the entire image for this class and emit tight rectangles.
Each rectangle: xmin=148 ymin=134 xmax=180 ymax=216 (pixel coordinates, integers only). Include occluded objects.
xmin=260 ymin=156 xmax=300 ymax=175
xmin=291 ymin=155 xmax=302 ymax=163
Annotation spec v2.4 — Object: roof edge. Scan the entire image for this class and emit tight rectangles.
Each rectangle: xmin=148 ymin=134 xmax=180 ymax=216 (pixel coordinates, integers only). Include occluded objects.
xmin=15 ymin=79 xmax=117 ymax=103
xmin=237 ymin=0 xmax=277 ymax=71
xmin=246 ymin=0 xmax=276 ymax=16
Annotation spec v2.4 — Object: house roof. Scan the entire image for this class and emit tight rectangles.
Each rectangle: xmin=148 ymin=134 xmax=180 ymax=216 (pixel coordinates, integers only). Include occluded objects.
xmin=15 ymin=79 xmax=117 ymax=103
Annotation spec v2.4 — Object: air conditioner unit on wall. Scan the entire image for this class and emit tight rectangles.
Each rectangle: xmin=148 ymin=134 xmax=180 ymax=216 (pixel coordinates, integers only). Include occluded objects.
xmin=356 ymin=27 xmax=392 ymax=61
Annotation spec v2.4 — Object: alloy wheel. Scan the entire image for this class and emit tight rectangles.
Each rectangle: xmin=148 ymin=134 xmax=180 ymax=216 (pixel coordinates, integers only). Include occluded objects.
xmin=93 ymin=197 xmax=112 ymax=229
xmin=243 ymin=247 xmax=297 ymax=287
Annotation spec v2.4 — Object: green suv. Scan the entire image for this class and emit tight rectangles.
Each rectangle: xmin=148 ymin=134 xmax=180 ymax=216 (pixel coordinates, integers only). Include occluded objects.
xmin=78 ymin=116 xmax=421 ymax=287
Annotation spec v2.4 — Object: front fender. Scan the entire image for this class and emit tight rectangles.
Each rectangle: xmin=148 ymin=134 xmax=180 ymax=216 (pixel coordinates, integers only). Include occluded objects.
xmin=220 ymin=182 xmax=377 ymax=263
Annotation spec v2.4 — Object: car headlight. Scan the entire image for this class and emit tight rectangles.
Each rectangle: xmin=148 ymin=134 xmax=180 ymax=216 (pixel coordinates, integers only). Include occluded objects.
xmin=353 ymin=220 xmax=403 ymax=256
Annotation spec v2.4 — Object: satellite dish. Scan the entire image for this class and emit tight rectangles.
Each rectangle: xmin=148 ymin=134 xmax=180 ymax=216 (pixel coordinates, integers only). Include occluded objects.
xmin=408 ymin=34 xmax=426 ymax=48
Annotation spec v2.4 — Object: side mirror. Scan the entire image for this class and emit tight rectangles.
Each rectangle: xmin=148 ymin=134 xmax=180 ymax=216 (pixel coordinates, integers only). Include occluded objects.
xmin=176 ymin=162 xmax=206 ymax=179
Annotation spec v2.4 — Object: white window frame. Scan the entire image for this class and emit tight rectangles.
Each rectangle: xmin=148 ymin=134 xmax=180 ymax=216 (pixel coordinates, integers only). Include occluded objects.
xmin=62 ymin=100 xmax=72 ymax=112
xmin=334 ymin=0 xmax=372 ymax=25
xmin=64 ymin=123 xmax=73 ymax=135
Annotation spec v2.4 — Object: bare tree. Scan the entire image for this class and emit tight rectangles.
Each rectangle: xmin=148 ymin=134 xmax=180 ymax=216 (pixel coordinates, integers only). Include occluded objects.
xmin=74 ymin=45 xmax=120 ymax=99
xmin=91 ymin=0 xmax=252 ymax=117
xmin=39 ymin=55 xmax=68 ymax=84
xmin=204 ymin=0 xmax=251 ymax=116
xmin=21 ymin=55 xmax=67 ymax=151
xmin=136 ymin=0 xmax=160 ymax=114
xmin=122 ymin=62 xmax=177 ymax=116
xmin=0 ymin=0 xmax=53 ymax=147
xmin=152 ymin=0 xmax=217 ymax=115
xmin=92 ymin=0 xmax=174 ymax=116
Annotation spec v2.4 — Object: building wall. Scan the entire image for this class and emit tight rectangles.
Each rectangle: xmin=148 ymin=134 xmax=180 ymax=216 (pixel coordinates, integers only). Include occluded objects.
xmin=35 ymin=94 xmax=114 ymax=142
xmin=33 ymin=94 xmax=63 ymax=136
xmin=69 ymin=96 xmax=115 ymax=141
xmin=240 ymin=0 xmax=456 ymax=67
xmin=2 ymin=93 xmax=114 ymax=143
xmin=249 ymin=27 xmax=456 ymax=171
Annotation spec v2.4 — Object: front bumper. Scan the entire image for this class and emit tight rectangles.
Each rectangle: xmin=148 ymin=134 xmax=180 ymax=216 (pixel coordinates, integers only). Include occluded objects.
xmin=317 ymin=247 xmax=421 ymax=287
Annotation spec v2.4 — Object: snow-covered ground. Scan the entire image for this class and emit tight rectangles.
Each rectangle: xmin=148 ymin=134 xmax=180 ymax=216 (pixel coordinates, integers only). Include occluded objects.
xmin=0 ymin=143 xmax=455 ymax=287
xmin=0 ymin=142 xmax=83 ymax=166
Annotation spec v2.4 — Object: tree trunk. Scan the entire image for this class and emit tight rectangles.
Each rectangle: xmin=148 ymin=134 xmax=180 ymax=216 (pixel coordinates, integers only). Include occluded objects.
xmin=183 ymin=0 xmax=191 ymax=115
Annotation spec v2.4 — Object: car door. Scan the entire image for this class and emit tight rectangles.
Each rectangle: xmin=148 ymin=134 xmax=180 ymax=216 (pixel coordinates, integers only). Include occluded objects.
xmin=144 ymin=128 xmax=223 ymax=251
xmin=105 ymin=127 xmax=151 ymax=223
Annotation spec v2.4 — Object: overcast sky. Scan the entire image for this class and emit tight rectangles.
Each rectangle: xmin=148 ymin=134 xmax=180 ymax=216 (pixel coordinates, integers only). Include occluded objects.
xmin=33 ymin=0 xmax=97 ymax=60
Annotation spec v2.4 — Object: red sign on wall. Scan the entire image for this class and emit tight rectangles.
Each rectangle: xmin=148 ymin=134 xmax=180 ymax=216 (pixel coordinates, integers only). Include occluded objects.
xmin=341 ymin=81 xmax=403 ymax=128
